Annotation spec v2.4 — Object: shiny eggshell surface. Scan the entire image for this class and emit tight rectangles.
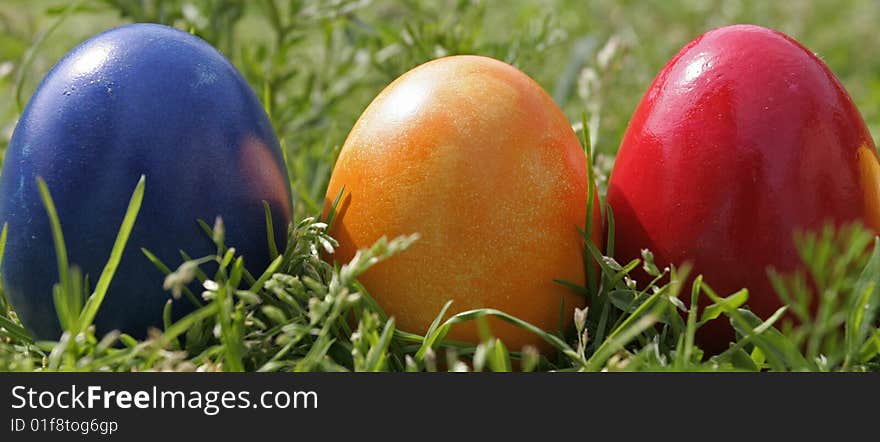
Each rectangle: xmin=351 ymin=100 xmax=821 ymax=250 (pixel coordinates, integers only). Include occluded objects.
xmin=607 ymin=24 xmax=880 ymax=351
xmin=324 ymin=55 xmax=602 ymax=349
xmin=0 ymin=24 xmax=291 ymax=339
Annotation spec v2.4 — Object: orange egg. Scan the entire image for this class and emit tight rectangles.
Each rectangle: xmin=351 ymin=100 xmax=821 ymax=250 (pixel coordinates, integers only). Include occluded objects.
xmin=323 ymin=55 xmax=602 ymax=349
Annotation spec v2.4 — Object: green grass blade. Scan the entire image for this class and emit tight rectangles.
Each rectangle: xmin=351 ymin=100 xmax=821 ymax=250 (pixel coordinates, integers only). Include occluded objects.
xmin=419 ymin=308 xmax=581 ymax=365
xmin=0 ymin=223 xmax=9 ymax=314
xmin=858 ymin=328 xmax=880 ymax=362
xmin=153 ymin=303 xmax=220 ymax=355
xmin=700 ymin=289 xmax=749 ymax=324
xmin=0 ymin=314 xmax=33 ymax=344
xmin=0 ymin=223 xmax=7 ymax=271
xmin=140 ymin=248 xmax=202 ymax=308
xmin=702 ymin=277 xmax=810 ymax=371
xmin=37 ymin=177 xmax=71 ymax=308
xmin=585 ymin=285 xmax=669 ymax=371
xmin=197 ymin=219 xmax=217 ymax=246
xmin=52 ymin=284 xmax=73 ymax=332
xmin=78 ymin=175 xmax=145 ymax=332
xmin=580 ymin=112 xmax=599 ymax=296
xmin=727 ymin=307 xmax=801 ymax=371
xmin=489 ymin=338 xmax=512 ymax=372
xmin=38 ymin=177 xmax=79 ymax=333
xmin=46 ymin=331 xmax=72 ymax=371
xmin=844 ymin=237 xmax=880 ymax=368
xmin=324 ymin=186 xmax=346 ymax=228
xmin=414 ymin=300 xmax=454 ymax=359
xmin=250 ymin=255 xmax=283 ymax=293
xmin=162 ymin=300 xmax=173 ymax=332
xmin=681 ymin=275 xmax=703 ymax=366
xmin=263 ymin=201 xmax=279 ymax=261
xmin=364 ymin=317 xmax=395 ymax=372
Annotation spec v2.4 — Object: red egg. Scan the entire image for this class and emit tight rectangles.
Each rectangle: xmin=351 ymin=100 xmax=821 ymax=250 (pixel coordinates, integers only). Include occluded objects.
xmin=607 ymin=24 xmax=880 ymax=352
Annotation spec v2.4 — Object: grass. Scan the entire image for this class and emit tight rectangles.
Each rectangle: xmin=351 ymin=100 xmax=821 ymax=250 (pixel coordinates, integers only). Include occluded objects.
xmin=0 ymin=0 xmax=880 ymax=372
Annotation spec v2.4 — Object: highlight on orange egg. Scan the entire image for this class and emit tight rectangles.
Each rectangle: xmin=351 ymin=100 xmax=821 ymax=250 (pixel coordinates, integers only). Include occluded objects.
xmin=322 ymin=55 xmax=603 ymax=350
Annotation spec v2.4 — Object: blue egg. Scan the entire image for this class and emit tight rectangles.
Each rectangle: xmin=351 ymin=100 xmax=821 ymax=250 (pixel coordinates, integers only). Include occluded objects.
xmin=0 ymin=23 xmax=291 ymax=339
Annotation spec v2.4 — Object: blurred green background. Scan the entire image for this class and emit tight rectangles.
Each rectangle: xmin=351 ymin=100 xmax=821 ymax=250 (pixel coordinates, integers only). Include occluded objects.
xmin=1 ymin=0 xmax=878 ymax=217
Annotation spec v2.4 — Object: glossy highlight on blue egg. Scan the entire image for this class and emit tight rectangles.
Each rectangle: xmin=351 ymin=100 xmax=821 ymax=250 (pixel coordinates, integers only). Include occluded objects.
xmin=0 ymin=23 xmax=292 ymax=339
